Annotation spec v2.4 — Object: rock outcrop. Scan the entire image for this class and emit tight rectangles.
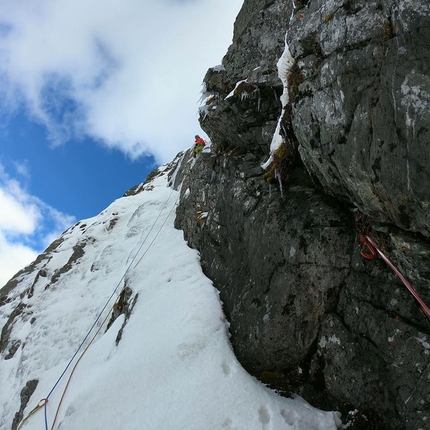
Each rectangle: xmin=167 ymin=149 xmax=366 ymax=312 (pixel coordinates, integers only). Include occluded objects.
xmin=174 ymin=0 xmax=430 ymax=429
xmin=290 ymin=0 xmax=430 ymax=236
xmin=1 ymin=1 xmax=429 ymax=429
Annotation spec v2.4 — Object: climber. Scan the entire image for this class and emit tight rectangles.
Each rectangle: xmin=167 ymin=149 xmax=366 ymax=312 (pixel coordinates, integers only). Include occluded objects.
xmin=192 ymin=135 xmax=206 ymax=157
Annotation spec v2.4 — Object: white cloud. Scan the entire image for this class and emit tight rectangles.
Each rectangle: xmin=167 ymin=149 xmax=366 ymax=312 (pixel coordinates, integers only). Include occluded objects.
xmin=0 ymin=163 xmax=75 ymax=287
xmin=0 ymin=0 xmax=243 ymax=163
xmin=0 ymin=233 xmax=37 ymax=287
xmin=0 ymin=185 xmax=39 ymax=234
xmin=12 ymin=159 xmax=31 ymax=179
xmin=0 ymin=0 xmax=242 ymax=286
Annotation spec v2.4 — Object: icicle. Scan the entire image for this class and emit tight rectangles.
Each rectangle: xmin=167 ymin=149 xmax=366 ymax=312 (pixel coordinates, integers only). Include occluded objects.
xmin=291 ymin=1 xmax=298 ymax=24
xmin=276 ymin=170 xmax=284 ymax=197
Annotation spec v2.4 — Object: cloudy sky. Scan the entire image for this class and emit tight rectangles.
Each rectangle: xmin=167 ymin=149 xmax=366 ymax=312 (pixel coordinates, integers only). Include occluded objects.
xmin=0 ymin=0 xmax=243 ymax=286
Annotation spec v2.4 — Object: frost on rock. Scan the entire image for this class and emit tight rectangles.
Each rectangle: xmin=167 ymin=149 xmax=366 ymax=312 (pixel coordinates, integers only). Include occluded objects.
xmin=198 ymin=82 xmax=218 ymax=120
xmin=225 ymin=79 xmax=248 ymax=99
xmin=262 ymin=39 xmax=295 ymax=169
xmin=226 ymin=79 xmax=259 ymax=102
xmin=198 ymin=65 xmax=226 ymax=120
xmin=277 ymin=40 xmax=295 ymax=108
xmin=212 ymin=64 xmax=226 ymax=73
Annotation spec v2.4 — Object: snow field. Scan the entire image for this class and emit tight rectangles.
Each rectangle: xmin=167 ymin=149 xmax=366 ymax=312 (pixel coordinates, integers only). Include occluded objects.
xmin=1 ymin=167 xmax=341 ymax=430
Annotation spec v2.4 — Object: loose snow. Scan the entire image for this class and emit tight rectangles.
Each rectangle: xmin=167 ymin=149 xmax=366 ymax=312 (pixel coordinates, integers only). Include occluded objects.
xmin=0 ymin=162 xmax=341 ymax=430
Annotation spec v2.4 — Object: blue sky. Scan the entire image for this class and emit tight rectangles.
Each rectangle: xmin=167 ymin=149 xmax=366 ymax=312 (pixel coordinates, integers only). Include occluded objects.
xmin=0 ymin=0 xmax=243 ymax=285
xmin=0 ymin=113 xmax=157 ymax=218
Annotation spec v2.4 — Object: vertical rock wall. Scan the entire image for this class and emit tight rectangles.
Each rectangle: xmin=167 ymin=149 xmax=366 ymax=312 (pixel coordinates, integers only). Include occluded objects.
xmin=175 ymin=0 xmax=430 ymax=429
xmin=290 ymin=0 xmax=430 ymax=236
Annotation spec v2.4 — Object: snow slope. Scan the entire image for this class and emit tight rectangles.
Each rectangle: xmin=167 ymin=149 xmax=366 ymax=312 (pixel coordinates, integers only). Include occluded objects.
xmin=0 ymin=159 xmax=342 ymax=430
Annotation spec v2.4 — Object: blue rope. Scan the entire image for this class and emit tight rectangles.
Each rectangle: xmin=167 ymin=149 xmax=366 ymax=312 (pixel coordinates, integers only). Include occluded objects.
xmin=44 ymin=401 xmax=48 ymax=430
xmin=43 ymin=189 xmax=175 ymax=429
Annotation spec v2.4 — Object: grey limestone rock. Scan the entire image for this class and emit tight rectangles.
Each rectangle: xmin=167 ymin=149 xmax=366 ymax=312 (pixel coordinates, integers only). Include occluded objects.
xmin=289 ymin=0 xmax=430 ymax=236
xmin=198 ymin=0 xmax=292 ymax=154
xmin=175 ymin=0 xmax=430 ymax=428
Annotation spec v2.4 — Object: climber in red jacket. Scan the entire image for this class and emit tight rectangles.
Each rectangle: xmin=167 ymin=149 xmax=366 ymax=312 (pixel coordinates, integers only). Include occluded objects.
xmin=192 ymin=135 xmax=206 ymax=157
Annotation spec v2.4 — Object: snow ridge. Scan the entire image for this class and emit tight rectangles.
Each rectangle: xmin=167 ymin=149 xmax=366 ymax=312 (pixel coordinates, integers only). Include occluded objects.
xmin=0 ymin=165 xmax=341 ymax=430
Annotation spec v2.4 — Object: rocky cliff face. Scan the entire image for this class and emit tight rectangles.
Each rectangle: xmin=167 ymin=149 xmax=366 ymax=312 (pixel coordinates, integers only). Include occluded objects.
xmin=1 ymin=1 xmax=429 ymax=429
xmin=174 ymin=0 xmax=430 ymax=429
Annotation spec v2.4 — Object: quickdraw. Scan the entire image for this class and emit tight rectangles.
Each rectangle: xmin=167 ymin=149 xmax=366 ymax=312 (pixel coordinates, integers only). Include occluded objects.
xmin=17 ymin=399 xmax=48 ymax=430
xmin=358 ymin=230 xmax=430 ymax=319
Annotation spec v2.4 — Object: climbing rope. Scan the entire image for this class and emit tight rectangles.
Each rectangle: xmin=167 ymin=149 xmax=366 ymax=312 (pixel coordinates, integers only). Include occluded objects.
xmin=133 ymin=194 xmax=179 ymax=269
xmin=18 ymin=188 xmax=177 ymax=430
xmin=48 ymin=293 xmax=119 ymax=430
xmin=358 ymin=232 xmax=430 ymax=318
xmin=47 ymin=193 xmax=179 ymax=430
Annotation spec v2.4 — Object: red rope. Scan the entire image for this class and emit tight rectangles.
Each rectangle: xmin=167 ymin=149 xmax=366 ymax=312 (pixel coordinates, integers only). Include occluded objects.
xmin=359 ymin=233 xmax=430 ymax=318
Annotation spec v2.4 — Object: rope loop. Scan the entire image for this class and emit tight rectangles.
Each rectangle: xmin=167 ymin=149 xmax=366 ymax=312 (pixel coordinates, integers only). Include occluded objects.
xmin=355 ymin=213 xmax=430 ymax=319
xmin=38 ymin=398 xmax=49 ymax=408
xmin=359 ymin=234 xmax=377 ymax=260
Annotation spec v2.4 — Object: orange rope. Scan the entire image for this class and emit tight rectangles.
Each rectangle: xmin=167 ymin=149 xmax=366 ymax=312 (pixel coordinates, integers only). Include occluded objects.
xmin=50 ymin=197 xmax=177 ymax=428
xmin=359 ymin=233 xmax=430 ymax=318
xmin=49 ymin=293 xmax=122 ymax=430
